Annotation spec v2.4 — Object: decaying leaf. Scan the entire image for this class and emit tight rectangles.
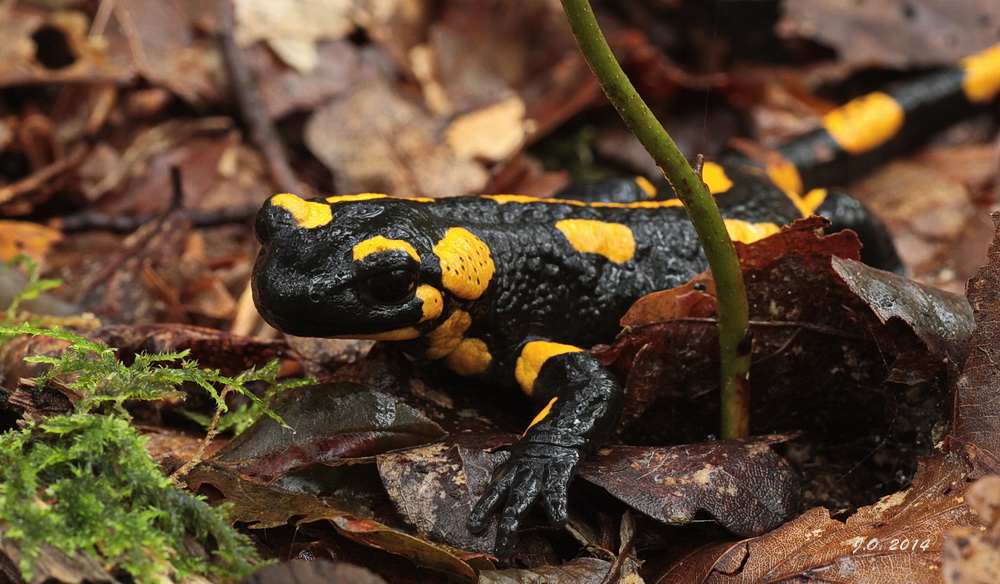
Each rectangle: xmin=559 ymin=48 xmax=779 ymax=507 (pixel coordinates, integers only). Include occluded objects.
xmin=213 ymin=382 xmax=446 ymax=483
xmin=478 ymin=557 xmax=612 ymax=583
xmin=580 ymin=436 xmax=800 ymax=538
xmin=378 ymin=436 xmax=510 ymax=554
xmin=954 ymin=213 xmax=1000 ymax=459
xmin=779 ymin=0 xmax=999 ymax=67
xmin=656 ymin=445 xmax=994 ymax=583
xmin=305 ymin=74 xmax=489 ymax=197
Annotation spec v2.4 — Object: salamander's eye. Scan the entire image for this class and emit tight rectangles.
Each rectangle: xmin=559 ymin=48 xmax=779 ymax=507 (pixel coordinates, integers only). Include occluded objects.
xmin=361 ymin=269 xmax=418 ymax=305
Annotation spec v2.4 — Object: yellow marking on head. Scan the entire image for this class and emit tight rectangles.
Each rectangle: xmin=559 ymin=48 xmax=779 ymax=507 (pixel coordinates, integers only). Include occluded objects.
xmin=270 ymin=193 xmax=333 ymax=228
xmin=352 ymin=236 xmax=419 ymax=262
xmin=765 ymin=159 xmax=803 ymax=197
xmin=801 ymin=188 xmax=829 ymax=216
xmin=555 ymin=219 xmax=635 ymax=263
xmin=633 ymin=176 xmax=657 ymax=198
xmin=701 ymin=161 xmax=733 ymax=194
xmin=821 ymin=92 xmax=905 ymax=155
xmin=514 ymin=341 xmax=583 ymax=395
xmin=432 ymin=228 xmax=495 ymax=300
xmin=406 ymin=196 xmax=436 ymax=202
xmin=961 ymin=43 xmax=1000 ymax=103
xmin=416 ymin=285 xmax=443 ymax=322
xmin=723 ymin=219 xmax=782 ymax=244
xmin=424 ymin=309 xmax=472 ymax=359
xmin=444 ymin=337 xmax=492 ymax=376
xmin=523 ymin=397 xmax=558 ymax=436
xmin=348 ymin=327 xmax=421 ymax=341
xmin=325 ymin=193 xmax=388 ymax=204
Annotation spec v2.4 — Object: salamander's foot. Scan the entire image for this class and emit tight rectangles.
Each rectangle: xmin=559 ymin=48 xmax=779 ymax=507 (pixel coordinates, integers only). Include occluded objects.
xmin=467 ymin=442 xmax=583 ymax=558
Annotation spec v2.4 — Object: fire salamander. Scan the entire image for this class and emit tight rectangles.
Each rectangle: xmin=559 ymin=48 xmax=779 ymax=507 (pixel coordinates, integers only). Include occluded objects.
xmin=252 ymin=43 xmax=1000 ymax=557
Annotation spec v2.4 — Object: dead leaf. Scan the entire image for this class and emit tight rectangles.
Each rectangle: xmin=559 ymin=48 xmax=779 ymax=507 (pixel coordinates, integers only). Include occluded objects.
xmin=778 ymin=0 xmax=999 ymax=67
xmin=445 ymin=96 xmax=527 ymax=162
xmin=478 ymin=557 xmax=612 ymax=583
xmin=213 ymin=382 xmax=446 ymax=483
xmin=0 ymin=220 xmax=62 ymax=263
xmin=305 ymin=73 xmax=488 ymax=197
xmin=655 ymin=445 xmax=993 ymax=583
xmin=954 ymin=213 xmax=1000 ymax=459
xmin=580 ymin=437 xmax=800 ymax=537
xmin=377 ymin=437 xmax=509 ymax=554
xmin=244 ymin=560 xmax=389 ymax=584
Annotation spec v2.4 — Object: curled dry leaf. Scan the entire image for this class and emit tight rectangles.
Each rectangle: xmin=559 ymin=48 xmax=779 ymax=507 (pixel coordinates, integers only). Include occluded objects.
xmin=954 ymin=213 xmax=1000 ymax=459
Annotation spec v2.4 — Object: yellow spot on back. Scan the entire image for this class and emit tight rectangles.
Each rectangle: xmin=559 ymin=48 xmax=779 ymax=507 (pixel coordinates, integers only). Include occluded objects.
xmin=515 ymin=341 xmax=582 ymax=395
xmin=432 ymin=228 xmax=495 ymax=299
xmin=271 ymin=193 xmax=333 ymax=228
xmin=485 ymin=194 xmax=583 ymax=205
xmin=724 ymin=219 xmax=782 ymax=244
xmin=555 ymin=219 xmax=635 ymax=263
xmin=702 ymin=161 xmax=733 ymax=194
xmin=801 ymin=188 xmax=829 ymax=216
xmin=633 ymin=176 xmax=657 ymax=198
xmin=483 ymin=194 xmax=684 ymax=209
xmin=424 ymin=309 xmax=472 ymax=359
xmin=325 ymin=193 xmax=388 ymax=204
xmin=416 ymin=285 xmax=443 ymax=322
xmin=961 ymin=43 xmax=1000 ymax=103
xmin=523 ymin=397 xmax=558 ymax=435
xmin=765 ymin=159 xmax=804 ymax=197
xmin=821 ymin=92 xmax=905 ymax=155
xmin=349 ymin=327 xmax=420 ymax=341
xmin=352 ymin=236 xmax=419 ymax=262
xmin=444 ymin=337 xmax=492 ymax=376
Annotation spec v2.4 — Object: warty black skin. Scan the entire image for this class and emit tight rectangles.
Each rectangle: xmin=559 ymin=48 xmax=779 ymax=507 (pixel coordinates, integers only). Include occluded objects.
xmin=252 ymin=173 xmax=842 ymax=557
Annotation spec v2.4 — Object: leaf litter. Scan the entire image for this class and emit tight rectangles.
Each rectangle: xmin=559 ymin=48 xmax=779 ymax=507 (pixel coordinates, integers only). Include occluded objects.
xmin=0 ymin=0 xmax=998 ymax=582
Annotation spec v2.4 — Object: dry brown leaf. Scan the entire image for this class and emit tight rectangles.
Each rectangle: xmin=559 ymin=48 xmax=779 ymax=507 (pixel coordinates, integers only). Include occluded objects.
xmin=954 ymin=213 xmax=1000 ymax=459
xmin=656 ymin=446 xmax=993 ymax=583
xmin=0 ymin=220 xmax=62 ymax=263
xmin=305 ymin=74 xmax=488 ymax=197
xmin=445 ymin=96 xmax=527 ymax=162
xmin=778 ymin=0 xmax=1000 ymax=67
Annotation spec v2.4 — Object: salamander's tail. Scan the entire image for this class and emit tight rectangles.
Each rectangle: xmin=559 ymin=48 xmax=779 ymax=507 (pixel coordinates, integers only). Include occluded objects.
xmin=758 ymin=43 xmax=1000 ymax=195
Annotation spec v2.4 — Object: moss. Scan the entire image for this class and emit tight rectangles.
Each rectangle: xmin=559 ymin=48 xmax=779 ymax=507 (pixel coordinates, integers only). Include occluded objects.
xmin=0 ymin=413 xmax=258 ymax=581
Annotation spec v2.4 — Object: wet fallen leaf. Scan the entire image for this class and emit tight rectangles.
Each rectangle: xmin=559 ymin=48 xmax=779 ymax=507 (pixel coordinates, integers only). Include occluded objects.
xmin=580 ymin=437 xmax=800 ymax=538
xmin=213 ymin=382 xmax=446 ymax=483
xmin=377 ymin=436 xmax=509 ymax=554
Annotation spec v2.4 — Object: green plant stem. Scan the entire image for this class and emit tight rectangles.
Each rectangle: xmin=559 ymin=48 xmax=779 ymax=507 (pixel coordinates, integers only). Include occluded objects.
xmin=560 ymin=0 xmax=750 ymax=438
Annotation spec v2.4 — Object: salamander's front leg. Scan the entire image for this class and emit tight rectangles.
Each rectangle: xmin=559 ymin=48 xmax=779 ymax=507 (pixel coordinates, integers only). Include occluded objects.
xmin=467 ymin=341 xmax=624 ymax=557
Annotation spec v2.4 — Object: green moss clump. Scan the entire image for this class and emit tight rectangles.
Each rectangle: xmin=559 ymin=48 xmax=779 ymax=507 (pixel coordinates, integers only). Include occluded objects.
xmin=0 ymin=413 xmax=259 ymax=581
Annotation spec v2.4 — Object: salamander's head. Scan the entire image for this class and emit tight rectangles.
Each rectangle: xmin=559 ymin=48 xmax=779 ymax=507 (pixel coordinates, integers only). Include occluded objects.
xmin=252 ymin=193 xmax=447 ymax=339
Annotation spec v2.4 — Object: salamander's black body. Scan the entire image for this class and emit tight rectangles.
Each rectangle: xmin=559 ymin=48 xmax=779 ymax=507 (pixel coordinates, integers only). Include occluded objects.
xmin=252 ymin=43 xmax=1000 ymax=557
